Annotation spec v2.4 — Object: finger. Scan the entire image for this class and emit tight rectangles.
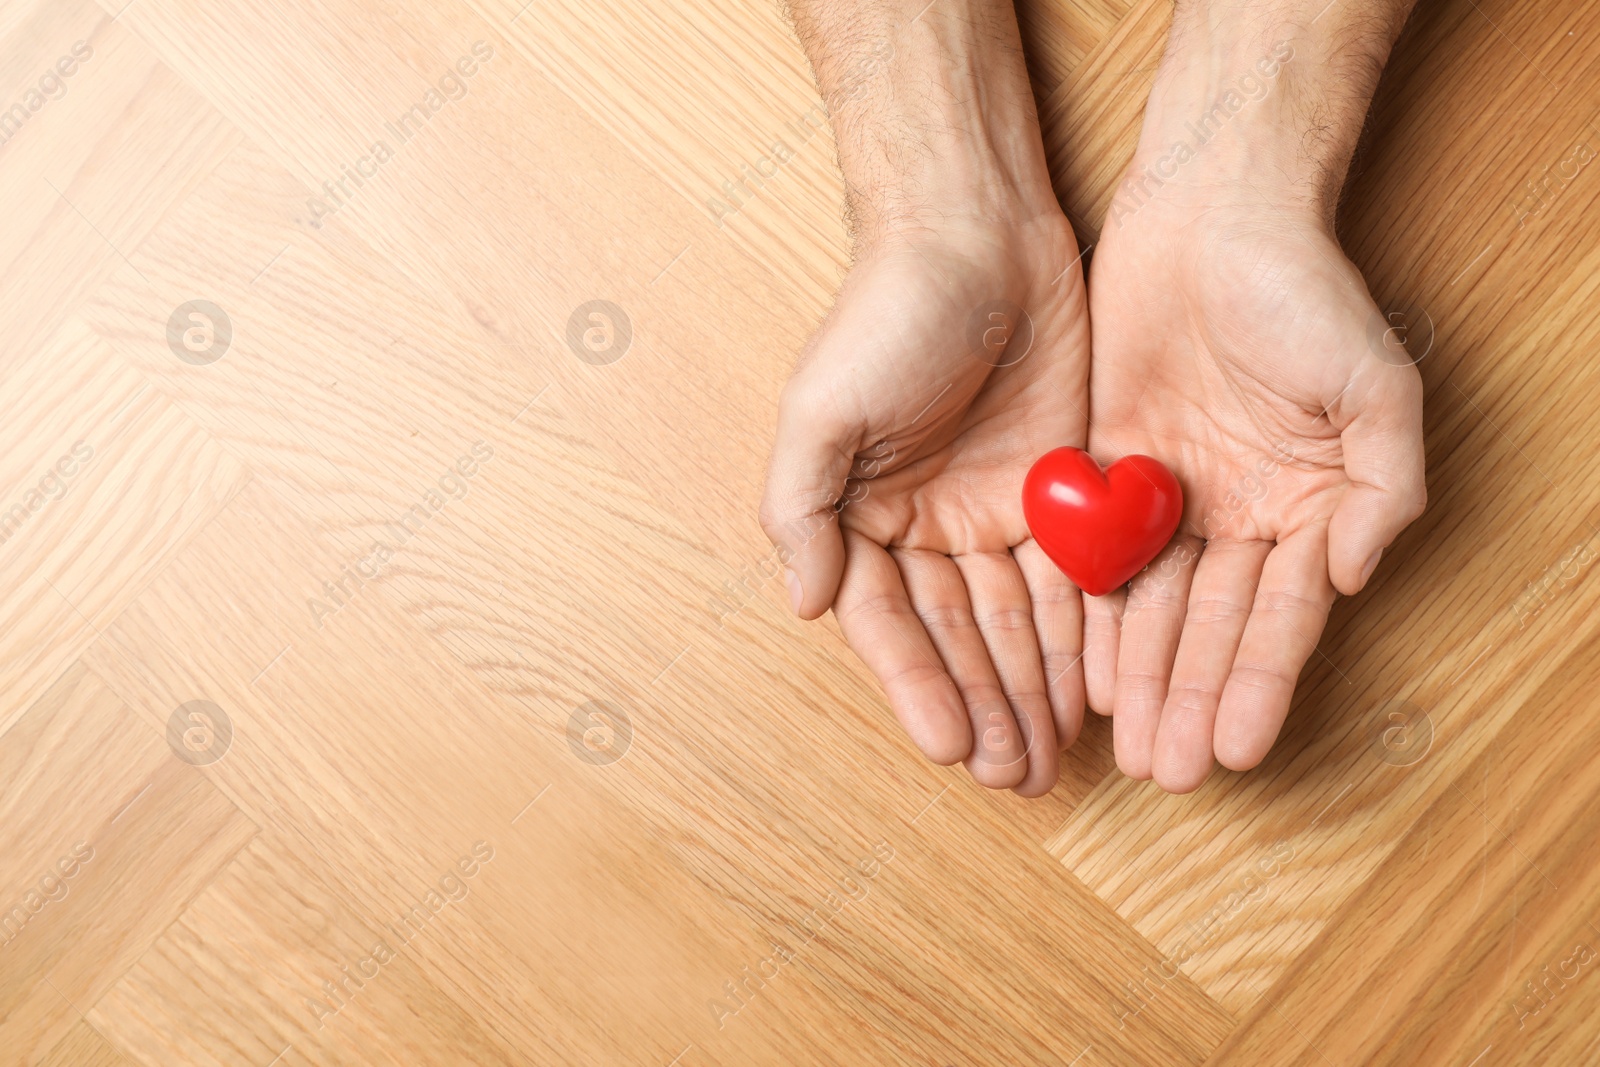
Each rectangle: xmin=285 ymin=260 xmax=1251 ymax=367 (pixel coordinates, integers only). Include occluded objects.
xmin=1152 ymin=539 xmax=1271 ymax=794
xmin=894 ymin=548 xmax=1028 ymax=790
xmin=832 ymin=530 xmax=972 ymax=765
xmin=759 ymin=380 xmax=857 ymax=620
xmin=1014 ymin=539 xmax=1086 ymax=750
xmin=1214 ymin=528 xmax=1337 ymax=771
xmin=1114 ymin=536 xmax=1202 ymax=779
xmin=1081 ymin=586 xmax=1124 ymax=716
xmin=1326 ymin=356 xmax=1426 ymax=594
xmin=953 ymin=550 xmax=1061 ymax=798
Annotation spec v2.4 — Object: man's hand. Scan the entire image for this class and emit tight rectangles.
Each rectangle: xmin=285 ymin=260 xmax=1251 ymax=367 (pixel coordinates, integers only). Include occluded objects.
xmin=761 ymin=0 xmax=1091 ymax=795
xmin=1085 ymin=0 xmax=1426 ymax=792
xmin=765 ymin=214 xmax=1090 ymax=796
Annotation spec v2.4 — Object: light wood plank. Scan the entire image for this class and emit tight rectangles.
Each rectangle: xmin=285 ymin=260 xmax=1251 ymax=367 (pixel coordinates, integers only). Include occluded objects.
xmin=1 ymin=0 xmax=1597 ymax=1059
xmin=1044 ymin=0 xmax=1600 ymax=1017
xmin=1017 ymin=0 xmax=1132 ymax=100
xmin=0 ymin=318 xmax=249 ymax=729
xmin=0 ymin=665 xmax=256 ymax=1065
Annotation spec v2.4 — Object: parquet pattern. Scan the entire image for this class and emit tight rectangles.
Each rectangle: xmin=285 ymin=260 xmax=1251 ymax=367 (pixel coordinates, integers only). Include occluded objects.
xmin=3 ymin=0 xmax=1598 ymax=1064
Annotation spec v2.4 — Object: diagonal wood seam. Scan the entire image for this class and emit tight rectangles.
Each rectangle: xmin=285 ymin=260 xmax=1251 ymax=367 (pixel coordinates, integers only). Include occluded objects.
xmin=4 ymin=665 xmax=259 ymax=1060
xmin=1200 ymin=611 xmax=1600 ymax=1065
xmin=54 ymin=7 xmax=1244 ymax=1060
xmin=1044 ymin=414 xmax=1600 ymax=1013
xmin=1028 ymin=0 xmax=1600 ymax=1020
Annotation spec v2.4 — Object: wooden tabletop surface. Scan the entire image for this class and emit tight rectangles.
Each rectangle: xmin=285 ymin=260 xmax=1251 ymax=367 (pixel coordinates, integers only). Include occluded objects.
xmin=2 ymin=0 xmax=1598 ymax=1064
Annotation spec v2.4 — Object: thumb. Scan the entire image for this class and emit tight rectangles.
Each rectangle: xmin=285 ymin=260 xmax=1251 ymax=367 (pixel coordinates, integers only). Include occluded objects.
xmin=759 ymin=386 xmax=858 ymax=619
xmin=1326 ymin=361 xmax=1426 ymax=595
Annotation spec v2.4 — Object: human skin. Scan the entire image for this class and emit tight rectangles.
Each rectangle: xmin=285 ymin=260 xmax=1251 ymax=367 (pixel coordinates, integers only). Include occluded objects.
xmin=760 ymin=0 xmax=1094 ymax=796
xmin=1086 ymin=0 xmax=1425 ymax=792
xmin=761 ymin=0 xmax=1426 ymax=796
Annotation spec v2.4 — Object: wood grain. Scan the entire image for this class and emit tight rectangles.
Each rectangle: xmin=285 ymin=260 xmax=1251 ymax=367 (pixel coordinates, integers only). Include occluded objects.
xmin=1016 ymin=0 xmax=1132 ymax=100
xmin=0 ymin=665 xmax=255 ymax=1065
xmin=1041 ymin=0 xmax=1600 ymax=1018
xmin=1 ymin=0 xmax=1597 ymax=1062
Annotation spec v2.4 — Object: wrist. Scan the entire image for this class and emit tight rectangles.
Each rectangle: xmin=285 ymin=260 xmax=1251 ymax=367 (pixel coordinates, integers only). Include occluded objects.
xmin=802 ymin=0 xmax=1062 ymax=241
xmin=1131 ymin=42 xmax=1334 ymax=228
xmin=1126 ymin=0 xmax=1413 ymax=226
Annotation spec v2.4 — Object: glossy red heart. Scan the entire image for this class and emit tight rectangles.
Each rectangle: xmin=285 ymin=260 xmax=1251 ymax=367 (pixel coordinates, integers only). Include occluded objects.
xmin=1022 ymin=447 xmax=1184 ymax=597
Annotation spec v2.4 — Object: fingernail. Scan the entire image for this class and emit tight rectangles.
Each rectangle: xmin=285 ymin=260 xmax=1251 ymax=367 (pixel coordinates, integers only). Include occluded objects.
xmin=1360 ymin=549 xmax=1383 ymax=586
xmin=784 ymin=567 xmax=804 ymax=614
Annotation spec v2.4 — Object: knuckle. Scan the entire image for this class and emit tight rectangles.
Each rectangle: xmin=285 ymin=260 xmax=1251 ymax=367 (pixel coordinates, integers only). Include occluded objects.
xmin=836 ymin=589 xmax=903 ymax=624
xmin=974 ymin=605 xmax=1034 ymax=634
xmin=1228 ymin=661 xmax=1296 ymax=695
xmin=1000 ymin=685 xmax=1050 ymax=714
xmin=1117 ymin=667 xmax=1169 ymax=705
xmin=956 ymin=682 xmax=1010 ymax=713
xmin=880 ymin=659 xmax=951 ymax=691
xmin=1252 ymin=588 xmax=1324 ymax=619
xmin=916 ymin=604 xmax=976 ymax=632
xmin=758 ymin=493 xmax=832 ymax=538
xmin=1041 ymin=650 xmax=1083 ymax=677
xmin=1131 ymin=582 xmax=1185 ymax=611
xmin=1405 ymin=484 xmax=1428 ymax=523
xmin=756 ymin=500 xmax=787 ymax=539
xmin=1184 ymin=593 xmax=1248 ymax=628
xmin=1163 ymin=681 xmax=1216 ymax=719
xmin=1083 ymin=613 xmax=1121 ymax=641
xmin=1029 ymin=581 xmax=1080 ymax=608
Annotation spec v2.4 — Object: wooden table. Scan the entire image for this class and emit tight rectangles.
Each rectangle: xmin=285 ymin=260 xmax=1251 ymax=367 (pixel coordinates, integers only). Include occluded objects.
xmin=2 ymin=0 xmax=1597 ymax=1063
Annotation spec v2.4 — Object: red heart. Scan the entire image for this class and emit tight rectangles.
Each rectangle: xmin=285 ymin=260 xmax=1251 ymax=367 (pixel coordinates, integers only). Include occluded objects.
xmin=1022 ymin=447 xmax=1184 ymax=597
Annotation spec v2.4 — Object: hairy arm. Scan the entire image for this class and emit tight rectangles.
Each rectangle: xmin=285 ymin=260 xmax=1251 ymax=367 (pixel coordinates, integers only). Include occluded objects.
xmin=1086 ymin=0 xmax=1428 ymax=791
xmin=761 ymin=0 xmax=1095 ymax=795
xmin=1140 ymin=0 xmax=1420 ymax=219
xmin=782 ymin=0 xmax=1060 ymax=244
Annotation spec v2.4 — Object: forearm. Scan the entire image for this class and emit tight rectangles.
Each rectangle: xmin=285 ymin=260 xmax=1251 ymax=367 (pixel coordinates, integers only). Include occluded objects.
xmin=1134 ymin=0 xmax=1418 ymax=220
xmin=785 ymin=0 xmax=1059 ymax=241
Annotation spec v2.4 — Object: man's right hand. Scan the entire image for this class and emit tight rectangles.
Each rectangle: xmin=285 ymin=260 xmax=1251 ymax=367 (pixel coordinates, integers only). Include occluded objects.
xmin=762 ymin=0 xmax=1093 ymax=795
xmin=762 ymin=210 xmax=1092 ymax=797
